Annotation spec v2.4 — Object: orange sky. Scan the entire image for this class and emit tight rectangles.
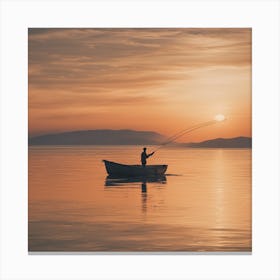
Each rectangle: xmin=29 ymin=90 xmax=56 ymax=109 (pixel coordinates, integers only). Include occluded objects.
xmin=28 ymin=28 xmax=251 ymax=142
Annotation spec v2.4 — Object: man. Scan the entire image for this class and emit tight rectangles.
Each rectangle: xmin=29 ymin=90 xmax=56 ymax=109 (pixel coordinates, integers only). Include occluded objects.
xmin=141 ymin=147 xmax=154 ymax=166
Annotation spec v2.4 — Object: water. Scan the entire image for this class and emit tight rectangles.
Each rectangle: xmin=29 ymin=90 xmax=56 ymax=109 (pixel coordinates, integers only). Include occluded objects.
xmin=28 ymin=146 xmax=251 ymax=252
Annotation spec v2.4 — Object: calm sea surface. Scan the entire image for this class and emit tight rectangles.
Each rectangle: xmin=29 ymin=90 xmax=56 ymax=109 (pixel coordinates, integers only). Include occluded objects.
xmin=28 ymin=146 xmax=251 ymax=252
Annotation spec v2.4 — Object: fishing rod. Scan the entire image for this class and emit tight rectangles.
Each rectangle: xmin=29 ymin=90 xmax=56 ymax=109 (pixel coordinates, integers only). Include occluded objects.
xmin=158 ymin=120 xmax=215 ymax=146
xmin=152 ymin=116 xmax=226 ymax=153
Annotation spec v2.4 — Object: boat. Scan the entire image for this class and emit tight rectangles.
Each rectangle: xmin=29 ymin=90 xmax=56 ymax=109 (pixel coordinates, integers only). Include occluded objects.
xmin=103 ymin=160 xmax=168 ymax=177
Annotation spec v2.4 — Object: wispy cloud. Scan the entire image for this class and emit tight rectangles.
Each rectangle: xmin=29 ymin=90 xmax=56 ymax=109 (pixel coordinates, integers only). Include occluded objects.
xmin=28 ymin=28 xmax=251 ymax=138
xmin=29 ymin=28 xmax=251 ymax=89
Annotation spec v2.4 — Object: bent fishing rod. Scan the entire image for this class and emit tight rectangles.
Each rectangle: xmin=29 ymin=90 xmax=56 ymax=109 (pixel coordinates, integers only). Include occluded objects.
xmin=152 ymin=117 xmax=226 ymax=153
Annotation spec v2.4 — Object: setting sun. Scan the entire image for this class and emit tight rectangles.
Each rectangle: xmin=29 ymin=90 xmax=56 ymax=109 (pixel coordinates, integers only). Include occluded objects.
xmin=28 ymin=28 xmax=252 ymax=253
xmin=28 ymin=28 xmax=251 ymax=142
xmin=214 ymin=114 xmax=226 ymax=122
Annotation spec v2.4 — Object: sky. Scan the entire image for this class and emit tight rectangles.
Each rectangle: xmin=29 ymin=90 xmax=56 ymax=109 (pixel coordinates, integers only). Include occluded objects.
xmin=28 ymin=28 xmax=251 ymax=142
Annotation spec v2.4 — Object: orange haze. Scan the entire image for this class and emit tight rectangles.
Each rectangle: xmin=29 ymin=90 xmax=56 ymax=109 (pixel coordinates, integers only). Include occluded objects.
xmin=29 ymin=28 xmax=251 ymax=142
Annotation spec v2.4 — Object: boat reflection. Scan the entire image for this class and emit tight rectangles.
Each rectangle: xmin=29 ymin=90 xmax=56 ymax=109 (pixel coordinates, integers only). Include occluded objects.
xmin=104 ymin=175 xmax=167 ymax=187
xmin=104 ymin=175 xmax=167 ymax=213
xmin=141 ymin=182 xmax=147 ymax=213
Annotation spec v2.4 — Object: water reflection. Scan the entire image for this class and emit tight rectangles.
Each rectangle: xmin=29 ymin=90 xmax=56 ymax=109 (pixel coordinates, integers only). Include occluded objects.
xmin=29 ymin=146 xmax=251 ymax=252
xmin=141 ymin=182 xmax=148 ymax=213
xmin=104 ymin=175 xmax=167 ymax=186
xmin=141 ymin=182 xmax=147 ymax=193
xmin=104 ymin=175 xmax=167 ymax=214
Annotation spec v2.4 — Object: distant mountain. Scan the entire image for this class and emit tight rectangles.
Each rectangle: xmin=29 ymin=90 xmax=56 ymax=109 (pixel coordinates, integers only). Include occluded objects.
xmin=183 ymin=137 xmax=252 ymax=148
xmin=29 ymin=129 xmax=167 ymax=145
xmin=29 ymin=130 xmax=252 ymax=148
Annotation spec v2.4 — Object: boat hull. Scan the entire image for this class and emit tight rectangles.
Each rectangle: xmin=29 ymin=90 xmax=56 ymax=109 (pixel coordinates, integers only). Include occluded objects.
xmin=103 ymin=160 xmax=168 ymax=177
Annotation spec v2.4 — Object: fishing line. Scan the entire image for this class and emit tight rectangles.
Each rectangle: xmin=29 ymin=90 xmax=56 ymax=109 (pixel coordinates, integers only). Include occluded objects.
xmin=152 ymin=119 xmax=220 ymax=152
xmin=159 ymin=120 xmax=215 ymax=145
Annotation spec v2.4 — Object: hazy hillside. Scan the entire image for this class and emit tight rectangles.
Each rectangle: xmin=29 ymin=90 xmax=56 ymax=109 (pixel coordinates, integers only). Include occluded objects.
xmin=29 ymin=130 xmax=252 ymax=148
xmin=183 ymin=137 xmax=252 ymax=148
xmin=29 ymin=129 xmax=167 ymax=145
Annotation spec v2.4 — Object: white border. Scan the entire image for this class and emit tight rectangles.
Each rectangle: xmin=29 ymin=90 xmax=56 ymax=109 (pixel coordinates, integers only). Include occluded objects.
xmin=0 ymin=0 xmax=279 ymax=279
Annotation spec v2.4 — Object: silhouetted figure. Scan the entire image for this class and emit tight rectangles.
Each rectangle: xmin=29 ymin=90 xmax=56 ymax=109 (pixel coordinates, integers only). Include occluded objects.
xmin=141 ymin=147 xmax=154 ymax=166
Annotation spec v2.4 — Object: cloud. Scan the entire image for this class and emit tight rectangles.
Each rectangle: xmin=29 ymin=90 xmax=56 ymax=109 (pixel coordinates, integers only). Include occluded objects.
xmin=29 ymin=90 xmax=159 ymax=110
xmin=28 ymin=28 xmax=251 ymax=137
xmin=29 ymin=28 xmax=251 ymax=91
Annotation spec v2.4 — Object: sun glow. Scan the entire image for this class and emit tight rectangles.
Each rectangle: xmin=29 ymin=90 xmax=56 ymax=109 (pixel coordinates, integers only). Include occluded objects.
xmin=214 ymin=114 xmax=226 ymax=122
xmin=28 ymin=29 xmax=251 ymax=141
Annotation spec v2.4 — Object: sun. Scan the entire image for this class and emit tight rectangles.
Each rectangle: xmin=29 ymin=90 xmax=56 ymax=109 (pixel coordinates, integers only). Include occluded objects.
xmin=214 ymin=114 xmax=225 ymax=122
